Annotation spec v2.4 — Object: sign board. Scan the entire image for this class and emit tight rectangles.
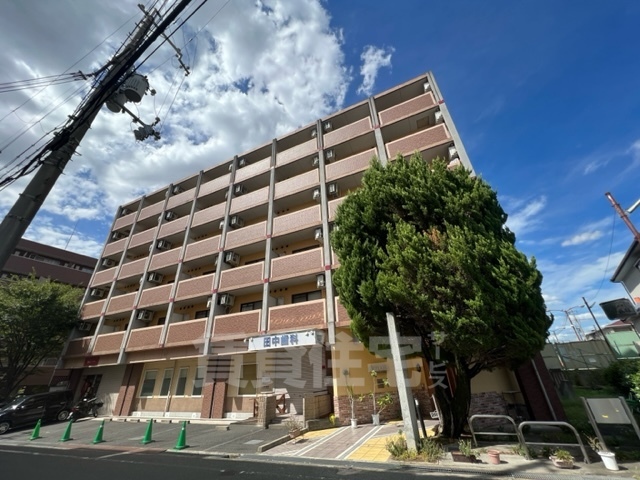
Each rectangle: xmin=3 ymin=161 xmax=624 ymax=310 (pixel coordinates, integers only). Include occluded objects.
xmin=247 ymin=330 xmax=323 ymax=351
xmin=599 ymin=298 xmax=637 ymax=320
xmin=584 ymin=398 xmax=629 ymax=424
xmin=84 ymin=356 xmax=100 ymax=367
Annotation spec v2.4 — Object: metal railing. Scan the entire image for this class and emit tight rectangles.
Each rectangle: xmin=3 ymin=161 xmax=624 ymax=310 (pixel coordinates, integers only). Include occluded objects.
xmin=517 ymin=421 xmax=590 ymax=463
xmin=468 ymin=414 xmax=525 ymax=447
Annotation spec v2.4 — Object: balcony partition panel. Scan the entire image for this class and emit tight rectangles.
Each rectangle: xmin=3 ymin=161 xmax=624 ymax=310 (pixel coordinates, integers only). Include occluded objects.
xmin=175 ymin=274 xmax=215 ymax=301
xmin=149 ymin=248 xmax=181 ymax=270
xmin=272 ymin=205 xmax=321 ymax=237
xmin=81 ymin=300 xmax=105 ymax=320
xmin=93 ymin=331 xmax=125 ymax=355
xmin=219 ymin=262 xmax=264 ymax=291
xmin=213 ymin=310 xmax=260 ymax=339
xmin=126 ymin=325 xmax=163 ymax=351
xmin=225 ymin=221 xmax=266 ymax=250
xmin=235 ymin=157 xmax=270 ymax=183
xmin=198 ymin=174 xmax=231 ymax=198
xmin=323 ymin=117 xmax=372 ymax=148
xmin=274 ymin=170 xmax=319 ymax=200
xmin=106 ymin=292 xmax=137 ymax=315
xmin=230 ymin=186 xmax=269 ymax=215
xmin=378 ymin=92 xmax=437 ymax=126
xmin=158 ymin=216 xmax=188 ymax=238
xmin=113 ymin=211 xmax=136 ymax=230
xmin=267 ymin=299 xmax=326 ymax=332
xmin=385 ymin=124 xmax=451 ymax=159
xmin=167 ymin=187 xmax=196 ymax=209
xmin=270 ymin=248 xmax=323 ymax=281
xmin=129 ymin=228 xmax=157 ymax=249
xmin=137 ymin=202 xmax=164 ymax=222
xmin=117 ymin=258 xmax=146 ymax=280
xmin=192 ymin=203 xmax=225 ymax=228
xmin=326 ymin=148 xmax=376 ymax=182
xmin=276 ymin=139 xmax=317 ymax=166
xmin=165 ymin=319 xmax=206 ymax=346
xmin=91 ymin=267 xmax=117 ymax=287
xmin=184 ymin=235 xmax=220 ymax=262
xmin=138 ymin=284 xmax=173 ymax=309
xmin=103 ymin=238 xmax=127 ymax=257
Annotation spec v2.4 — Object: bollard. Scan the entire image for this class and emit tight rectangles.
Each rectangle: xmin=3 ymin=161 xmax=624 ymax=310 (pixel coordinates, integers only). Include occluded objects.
xmin=93 ymin=419 xmax=105 ymax=444
xmin=59 ymin=420 xmax=73 ymax=442
xmin=29 ymin=419 xmax=42 ymax=440
xmin=173 ymin=421 xmax=188 ymax=450
xmin=141 ymin=419 xmax=154 ymax=444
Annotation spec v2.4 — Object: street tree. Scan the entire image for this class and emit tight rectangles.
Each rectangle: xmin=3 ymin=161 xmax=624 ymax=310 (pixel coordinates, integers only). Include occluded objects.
xmin=332 ymin=154 xmax=552 ymax=438
xmin=0 ymin=274 xmax=82 ymax=400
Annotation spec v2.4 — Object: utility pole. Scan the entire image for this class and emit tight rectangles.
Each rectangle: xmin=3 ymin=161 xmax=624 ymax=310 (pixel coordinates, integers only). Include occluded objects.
xmin=605 ymin=192 xmax=640 ymax=242
xmin=0 ymin=0 xmax=194 ymax=269
xmin=583 ymin=297 xmax=618 ymax=359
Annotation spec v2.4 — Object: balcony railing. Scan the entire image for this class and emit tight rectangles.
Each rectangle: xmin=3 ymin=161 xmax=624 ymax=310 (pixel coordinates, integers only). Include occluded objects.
xmin=166 ymin=187 xmax=196 ymax=209
xmin=328 ymin=197 xmax=345 ymax=222
xmin=149 ymin=248 xmax=181 ymax=271
xmin=65 ymin=337 xmax=92 ymax=357
xmin=103 ymin=237 xmax=127 ymax=257
xmin=271 ymin=248 xmax=323 ymax=281
xmin=230 ymin=186 xmax=269 ymax=215
xmin=93 ymin=331 xmax=125 ymax=355
xmin=129 ymin=227 xmax=157 ymax=249
xmin=126 ymin=325 xmax=163 ymax=351
xmin=235 ymin=157 xmax=270 ymax=183
xmin=267 ymin=299 xmax=326 ymax=332
xmin=192 ymin=203 xmax=225 ymax=228
xmin=225 ymin=221 xmax=266 ymax=250
xmin=158 ymin=216 xmax=188 ymax=238
xmin=274 ymin=170 xmax=319 ymax=200
xmin=326 ymin=148 xmax=375 ymax=182
xmin=272 ymin=205 xmax=321 ymax=237
xmin=378 ymin=91 xmax=437 ymax=126
xmin=106 ymin=292 xmax=137 ymax=315
xmin=91 ymin=267 xmax=117 ymax=287
xmin=324 ymin=117 xmax=372 ymax=148
xmin=175 ymin=274 xmax=215 ymax=301
xmin=213 ymin=310 xmax=260 ymax=339
xmin=219 ymin=262 xmax=264 ymax=291
xmin=113 ymin=211 xmax=136 ymax=230
xmin=184 ymin=235 xmax=220 ymax=262
xmin=334 ymin=297 xmax=352 ymax=327
xmin=385 ymin=123 xmax=451 ymax=160
xmin=276 ymin=138 xmax=317 ymax=166
xmin=198 ymin=173 xmax=231 ymax=198
xmin=165 ymin=319 xmax=206 ymax=346
xmin=138 ymin=202 xmax=164 ymax=222
xmin=117 ymin=258 xmax=146 ymax=280
xmin=81 ymin=300 xmax=105 ymax=320
xmin=138 ymin=284 xmax=173 ymax=309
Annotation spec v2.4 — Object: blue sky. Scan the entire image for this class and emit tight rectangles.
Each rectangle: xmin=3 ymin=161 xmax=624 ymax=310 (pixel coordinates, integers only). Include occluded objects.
xmin=0 ymin=0 xmax=639 ymax=340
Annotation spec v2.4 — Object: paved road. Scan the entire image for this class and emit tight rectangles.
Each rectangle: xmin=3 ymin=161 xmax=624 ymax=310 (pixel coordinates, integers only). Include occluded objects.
xmin=0 ymin=444 xmax=501 ymax=479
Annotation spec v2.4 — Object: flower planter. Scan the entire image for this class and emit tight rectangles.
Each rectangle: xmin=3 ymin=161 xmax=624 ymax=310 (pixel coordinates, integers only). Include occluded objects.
xmin=550 ymin=456 xmax=574 ymax=469
xmin=289 ymin=429 xmax=302 ymax=439
xmin=598 ymin=451 xmax=619 ymax=471
xmin=350 ymin=418 xmax=358 ymax=429
xmin=372 ymin=414 xmax=380 ymax=426
xmin=487 ymin=449 xmax=501 ymax=465
xmin=451 ymin=451 xmax=476 ymax=463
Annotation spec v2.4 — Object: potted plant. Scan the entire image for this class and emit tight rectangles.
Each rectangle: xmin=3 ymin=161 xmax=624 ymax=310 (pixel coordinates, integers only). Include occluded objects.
xmin=549 ymin=449 xmax=574 ymax=469
xmin=343 ymin=369 xmax=357 ymax=428
xmin=284 ymin=416 xmax=304 ymax=440
xmin=586 ymin=436 xmax=619 ymax=471
xmin=368 ymin=370 xmax=392 ymax=426
xmin=451 ymin=439 xmax=477 ymax=463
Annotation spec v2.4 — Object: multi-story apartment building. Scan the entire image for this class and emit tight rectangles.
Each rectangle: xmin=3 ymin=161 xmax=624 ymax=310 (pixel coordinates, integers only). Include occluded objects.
xmin=59 ymin=72 xmax=562 ymax=423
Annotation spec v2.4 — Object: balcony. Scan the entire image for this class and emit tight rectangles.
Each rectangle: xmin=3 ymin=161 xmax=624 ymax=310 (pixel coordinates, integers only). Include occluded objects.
xmin=326 ymin=148 xmax=375 ymax=182
xmin=184 ymin=235 xmax=220 ymax=262
xmin=106 ymin=292 xmax=137 ymax=315
xmin=225 ymin=221 xmax=267 ymax=250
xmin=276 ymin=138 xmax=317 ymax=167
xmin=91 ymin=267 xmax=117 ymax=287
xmin=129 ymin=227 xmax=157 ymax=249
xmin=198 ymin=173 xmax=231 ymax=198
xmin=117 ymin=258 xmax=146 ymax=281
xmin=103 ymin=237 xmax=127 ymax=257
xmin=192 ymin=203 xmax=225 ymax=228
xmin=138 ymin=202 xmax=164 ymax=222
xmin=274 ymin=170 xmax=319 ymax=200
xmin=324 ymin=117 xmax=372 ymax=148
xmin=138 ymin=284 xmax=173 ymax=309
xmin=166 ymin=187 xmax=196 ymax=209
xmin=158 ymin=216 xmax=188 ymax=238
xmin=65 ymin=337 xmax=92 ymax=357
xmin=81 ymin=300 xmax=105 ymax=320
xmin=385 ymin=123 xmax=451 ymax=160
xmin=125 ymin=325 xmax=163 ymax=352
xmin=219 ymin=262 xmax=264 ymax=291
xmin=93 ymin=331 xmax=125 ymax=355
xmin=235 ymin=157 xmax=270 ymax=183
xmin=378 ymin=91 xmax=437 ymax=126
xmin=272 ymin=205 xmax=321 ymax=237
xmin=230 ymin=186 xmax=269 ymax=215
xmin=113 ymin=211 xmax=136 ymax=230
xmin=271 ymin=248 xmax=323 ymax=282
xmin=149 ymin=248 xmax=181 ymax=271
xmin=267 ymin=299 xmax=326 ymax=333
xmin=334 ymin=297 xmax=352 ymax=327
xmin=213 ymin=310 xmax=260 ymax=339
xmin=165 ymin=319 xmax=206 ymax=346
xmin=328 ymin=197 xmax=346 ymax=221
xmin=175 ymin=274 xmax=215 ymax=302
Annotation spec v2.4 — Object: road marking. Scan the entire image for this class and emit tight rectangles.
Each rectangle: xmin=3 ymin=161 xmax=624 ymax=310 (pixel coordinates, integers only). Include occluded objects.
xmin=97 ymin=450 xmax=135 ymax=459
xmin=337 ymin=426 xmax=383 ymax=460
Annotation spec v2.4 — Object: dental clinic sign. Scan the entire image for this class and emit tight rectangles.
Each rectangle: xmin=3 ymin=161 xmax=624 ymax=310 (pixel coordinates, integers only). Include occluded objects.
xmin=247 ymin=330 xmax=323 ymax=351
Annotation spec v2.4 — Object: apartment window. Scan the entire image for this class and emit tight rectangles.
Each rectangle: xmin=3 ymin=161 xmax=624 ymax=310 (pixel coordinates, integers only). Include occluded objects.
xmin=140 ymin=370 xmax=157 ymax=397
xmin=291 ymin=245 xmax=318 ymax=254
xmin=238 ymin=363 xmax=257 ymax=395
xmin=160 ymin=369 xmax=173 ymax=396
xmin=175 ymin=368 xmax=188 ymax=396
xmin=292 ymin=290 xmax=322 ymax=304
xmin=192 ymin=366 xmax=204 ymax=396
xmin=195 ymin=310 xmax=209 ymax=319
xmin=240 ymin=301 xmax=263 ymax=312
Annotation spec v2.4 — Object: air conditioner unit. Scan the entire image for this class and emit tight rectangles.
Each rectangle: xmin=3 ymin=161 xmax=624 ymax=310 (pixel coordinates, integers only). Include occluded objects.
xmin=101 ymin=258 xmax=116 ymax=268
xmin=310 ymin=128 xmax=318 ymax=138
xmin=156 ymin=240 xmax=172 ymax=251
xmin=147 ymin=272 xmax=164 ymax=284
xmin=325 ymin=149 xmax=335 ymax=161
xmin=233 ymin=184 xmax=247 ymax=196
xmin=164 ymin=211 xmax=177 ymax=221
xmin=218 ymin=293 xmax=235 ymax=307
xmin=172 ymin=185 xmax=184 ymax=195
xmin=90 ymin=288 xmax=106 ymax=299
xmin=316 ymin=274 xmax=326 ymax=289
xmin=229 ymin=215 xmax=244 ymax=229
xmin=238 ymin=158 xmax=247 ymax=168
xmin=120 ymin=208 xmax=132 ymax=217
xmin=323 ymin=121 xmax=332 ymax=132
xmin=423 ymin=81 xmax=431 ymax=93
xmin=448 ymin=145 xmax=459 ymax=161
xmin=224 ymin=251 xmax=240 ymax=266
xmin=434 ymin=110 xmax=444 ymax=124
xmin=111 ymin=231 xmax=126 ymax=241
xmin=78 ymin=322 xmax=92 ymax=332
xmin=327 ymin=183 xmax=339 ymax=197
xmin=137 ymin=310 xmax=153 ymax=322
xmin=314 ymin=227 xmax=323 ymax=242
xmin=312 ymin=188 xmax=321 ymax=202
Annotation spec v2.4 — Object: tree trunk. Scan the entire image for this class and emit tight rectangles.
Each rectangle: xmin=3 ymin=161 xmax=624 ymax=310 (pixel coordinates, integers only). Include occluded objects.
xmin=432 ymin=364 xmax=471 ymax=438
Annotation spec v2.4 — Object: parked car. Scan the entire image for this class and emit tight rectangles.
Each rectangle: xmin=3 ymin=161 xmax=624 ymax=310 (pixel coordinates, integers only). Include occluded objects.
xmin=0 ymin=390 xmax=73 ymax=434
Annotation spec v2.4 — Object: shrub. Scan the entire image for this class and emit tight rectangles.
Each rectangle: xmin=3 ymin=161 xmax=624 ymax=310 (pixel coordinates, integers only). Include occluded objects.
xmin=603 ymin=359 xmax=640 ymax=396
xmin=419 ymin=437 xmax=445 ymax=463
xmin=386 ymin=434 xmax=408 ymax=458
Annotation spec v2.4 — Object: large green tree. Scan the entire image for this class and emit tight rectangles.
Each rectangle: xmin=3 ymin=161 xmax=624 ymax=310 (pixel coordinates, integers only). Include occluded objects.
xmin=0 ymin=274 xmax=82 ymax=400
xmin=332 ymin=154 xmax=552 ymax=438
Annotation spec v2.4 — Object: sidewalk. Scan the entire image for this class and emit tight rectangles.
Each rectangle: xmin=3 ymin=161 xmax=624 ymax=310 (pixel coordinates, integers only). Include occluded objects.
xmin=0 ymin=416 xmax=638 ymax=479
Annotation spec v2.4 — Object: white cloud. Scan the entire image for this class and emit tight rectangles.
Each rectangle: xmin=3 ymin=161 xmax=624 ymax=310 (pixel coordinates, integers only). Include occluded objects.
xmin=561 ymin=230 xmax=604 ymax=247
xmin=504 ymin=195 xmax=547 ymax=236
xmin=356 ymin=45 xmax=394 ymax=96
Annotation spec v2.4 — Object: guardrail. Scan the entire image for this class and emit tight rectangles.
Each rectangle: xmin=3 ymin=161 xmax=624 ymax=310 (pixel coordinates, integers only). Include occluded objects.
xmin=517 ymin=421 xmax=590 ymax=463
xmin=468 ymin=414 xmax=525 ymax=448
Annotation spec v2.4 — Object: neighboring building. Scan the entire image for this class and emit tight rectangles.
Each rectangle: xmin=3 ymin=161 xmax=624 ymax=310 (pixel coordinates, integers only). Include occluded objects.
xmin=58 ymin=72 xmax=562 ymax=423
xmin=1 ymin=238 xmax=97 ymax=394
